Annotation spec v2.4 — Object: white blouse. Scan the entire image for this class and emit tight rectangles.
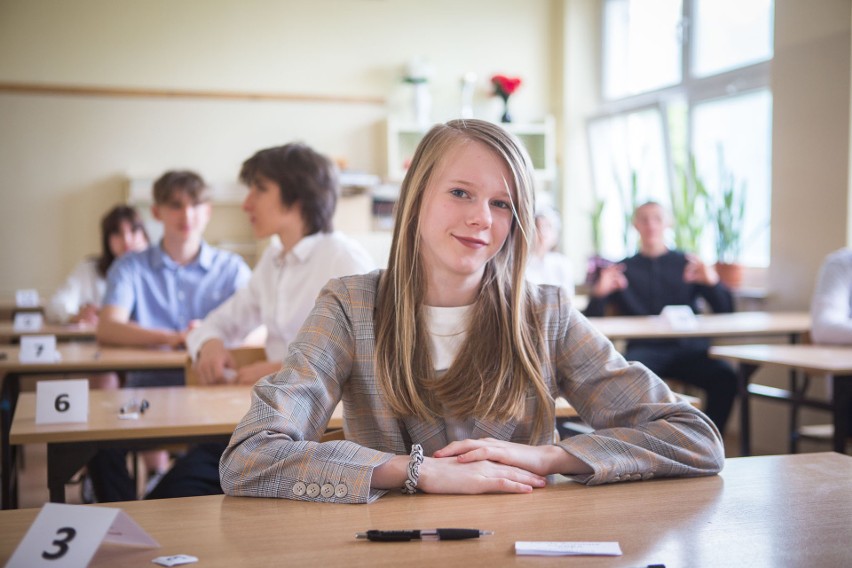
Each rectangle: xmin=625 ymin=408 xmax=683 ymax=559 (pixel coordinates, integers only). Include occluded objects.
xmin=186 ymin=232 xmax=376 ymax=362
xmin=46 ymin=258 xmax=105 ymax=323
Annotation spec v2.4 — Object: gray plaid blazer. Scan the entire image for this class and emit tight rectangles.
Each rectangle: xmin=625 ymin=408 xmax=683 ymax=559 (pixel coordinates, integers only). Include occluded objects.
xmin=220 ymin=271 xmax=724 ymax=503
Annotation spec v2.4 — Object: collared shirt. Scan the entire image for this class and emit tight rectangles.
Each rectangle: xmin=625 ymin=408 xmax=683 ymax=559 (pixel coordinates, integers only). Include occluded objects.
xmin=811 ymin=247 xmax=852 ymax=344
xmin=47 ymin=258 xmax=105 ymax=323
xmin=103 ymin=241 xmax=251 ymax=331
xmin=186 ymin=232 xmax=376 ymax=361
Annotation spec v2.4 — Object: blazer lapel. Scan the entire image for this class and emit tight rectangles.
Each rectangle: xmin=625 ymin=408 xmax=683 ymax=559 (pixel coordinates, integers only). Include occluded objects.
xmin=400 ymin=415 xmax=449 ymax=456
xmin=471 ymin=417 xmax=517 ymax=441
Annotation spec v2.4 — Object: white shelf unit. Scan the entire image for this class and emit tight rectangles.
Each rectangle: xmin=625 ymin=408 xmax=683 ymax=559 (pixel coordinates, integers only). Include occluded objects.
xmin=385 ymin=116 xmax=557 ymax=190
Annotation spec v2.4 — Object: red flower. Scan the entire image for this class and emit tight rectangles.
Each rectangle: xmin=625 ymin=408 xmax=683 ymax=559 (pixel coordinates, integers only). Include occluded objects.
xmin=491 ymin=74 xmax=522 ymax=97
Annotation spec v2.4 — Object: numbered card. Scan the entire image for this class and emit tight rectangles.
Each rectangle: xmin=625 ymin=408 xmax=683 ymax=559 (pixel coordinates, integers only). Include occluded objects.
xmin=19 ymin=335 xmax=60 ymax=364
xmin=13 ymin=312 xmax=43 ymax=332
xmin=660 ymin=304 xmax=698 ymax=330
xmin=6 ymin=503 xmax=159 ymax=568
xmin=36 ymin=380 xmax=89 ymax=424
xmin=15 ymin=288 xmax=40 ymax=308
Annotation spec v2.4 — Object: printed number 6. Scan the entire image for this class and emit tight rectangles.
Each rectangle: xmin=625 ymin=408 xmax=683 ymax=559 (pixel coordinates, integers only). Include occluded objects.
xmin=54 ymin=394 xmax=70 ymax=413
xmin=41 ymin=526 xmax=77 ymax=560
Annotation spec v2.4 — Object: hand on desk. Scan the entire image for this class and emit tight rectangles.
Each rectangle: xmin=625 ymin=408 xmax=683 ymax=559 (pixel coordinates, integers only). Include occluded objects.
xmin=233 ymin=360 xmax=283 ymax=385
xmin=196 ymin=339 xmax=236 ymax=385
xmin=434 ymin=438 xmax=593 ymax=478
xmin=70 ymin=303 xmax=99 ymax=325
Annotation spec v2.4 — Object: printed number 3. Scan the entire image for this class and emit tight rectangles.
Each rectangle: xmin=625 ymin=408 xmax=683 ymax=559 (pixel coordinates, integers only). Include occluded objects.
xmin=54 ymin=394 xmax=70 ymax=413
xmin=42 ymin=527 xmax=77 ymax=560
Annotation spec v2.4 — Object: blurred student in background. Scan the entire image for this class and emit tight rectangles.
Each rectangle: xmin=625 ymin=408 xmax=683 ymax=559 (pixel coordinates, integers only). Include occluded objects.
xmin=525 ymin=206 xmax=574 ymax=297
xmin=89 ymin=170 xmax=251 ymax=502
xmin=47 ymin=205 xmax=149 ymax=326
xmin=145 ymin=143 xmax=376 ymax=499
xmin=584 ymin=201 xmax=737 ymax=433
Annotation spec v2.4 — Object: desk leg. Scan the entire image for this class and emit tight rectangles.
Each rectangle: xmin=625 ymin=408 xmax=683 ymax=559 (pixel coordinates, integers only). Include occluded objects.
xmin=738 ymin=363 xmax=759 ymax=457
xmin=832 ymin=376 xmax=851 ymax=454
xmin=46 ymin=443 xmax=99 ymax=503
xmin=1 ymin=373 xmax=20 ymax=510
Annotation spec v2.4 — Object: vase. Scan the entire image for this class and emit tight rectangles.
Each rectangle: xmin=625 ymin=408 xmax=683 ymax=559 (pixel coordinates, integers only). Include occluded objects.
xmin=412 ymin=82 xmax=431 ymax=128
xmin=715 ymin=262 xmax=744 ymax=289
xmin=498 ymin=93 xmax=512 ymax=123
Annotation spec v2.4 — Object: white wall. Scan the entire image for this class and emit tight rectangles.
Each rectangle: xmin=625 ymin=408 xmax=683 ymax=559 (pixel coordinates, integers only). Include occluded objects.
xmin=0 ymin=0 xmax=559 ymax=296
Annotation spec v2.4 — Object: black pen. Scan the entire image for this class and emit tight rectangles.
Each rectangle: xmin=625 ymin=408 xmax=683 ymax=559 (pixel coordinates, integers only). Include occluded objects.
xmin=355 ymin=529 xmax=493 ymax=542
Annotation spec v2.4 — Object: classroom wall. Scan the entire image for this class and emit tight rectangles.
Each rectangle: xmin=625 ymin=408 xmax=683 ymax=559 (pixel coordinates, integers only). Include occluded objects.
xmin=768 ymin=0 xmax=852 ymax=312
xmin=0 ymin=0 xmax=559 ymax=297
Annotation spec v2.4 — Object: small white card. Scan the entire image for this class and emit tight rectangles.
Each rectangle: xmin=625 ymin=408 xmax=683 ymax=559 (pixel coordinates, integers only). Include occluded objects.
xmin=15 ymin=289 xmax=40 ymax=308
xmin=660 ymin=304 xmax=698 ymax=330
xmin=13 ymin=312 xmax=43 ymax=332
xmin=36 ymin=380 xmax=89 ymax=424
xmin=6 ymin=503 xmax=159 ymax=568
xmin=19 ymin=335 xmax=61 ymax=363
xmin=515 ymin=541 xmax=623 ymax=556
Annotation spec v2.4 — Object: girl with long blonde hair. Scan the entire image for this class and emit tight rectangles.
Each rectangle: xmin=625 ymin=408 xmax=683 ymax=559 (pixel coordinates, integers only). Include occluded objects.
xmin=221 ymin=119 xmax=723 ymax=503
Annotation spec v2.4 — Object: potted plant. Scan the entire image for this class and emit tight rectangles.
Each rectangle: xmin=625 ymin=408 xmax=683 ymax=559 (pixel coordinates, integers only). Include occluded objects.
xmin=713 ymin=150 xmax=746 ymax=288
xmin=670 ymin=154 xmax=710 ymax=254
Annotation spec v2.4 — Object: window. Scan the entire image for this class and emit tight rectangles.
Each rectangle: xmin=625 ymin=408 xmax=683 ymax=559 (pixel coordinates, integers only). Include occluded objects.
xmin=592 ymin=0 xmax=773 ymax=266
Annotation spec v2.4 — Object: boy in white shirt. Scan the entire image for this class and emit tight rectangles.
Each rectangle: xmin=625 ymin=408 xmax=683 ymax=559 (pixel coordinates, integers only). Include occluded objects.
xmin=148 ymin=143 xmax=376 ymax=498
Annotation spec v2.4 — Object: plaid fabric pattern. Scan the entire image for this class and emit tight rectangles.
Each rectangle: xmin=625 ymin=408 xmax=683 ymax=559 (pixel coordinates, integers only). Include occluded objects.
xmin=220 ymin=271 xmax=724 ymax=503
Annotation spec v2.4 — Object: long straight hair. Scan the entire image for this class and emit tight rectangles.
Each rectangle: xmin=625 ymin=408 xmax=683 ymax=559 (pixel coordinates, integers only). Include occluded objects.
xmin=96 ymin=205 xmax=149 ymax=277
xmin=374 ymin=119 xmax=552 ymax=442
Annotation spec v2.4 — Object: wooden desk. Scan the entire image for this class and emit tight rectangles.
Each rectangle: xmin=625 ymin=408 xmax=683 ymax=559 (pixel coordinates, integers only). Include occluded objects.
xmin=1 ymin=452 xmax=849 ymax=567
xmin=0 ymin=344 xmax=186 ymax=510
xmin=10 ymin=386 xmax=344 ymax=503
xmin=0 ymin=321 xmax=96 ymax=344
xmin=710 ymin=344 xmax=852 ymax=456
xmin=586 ymin=311 xmax=810 ymax=341
xmin=0 ymin=301 xmax=43 ymax=321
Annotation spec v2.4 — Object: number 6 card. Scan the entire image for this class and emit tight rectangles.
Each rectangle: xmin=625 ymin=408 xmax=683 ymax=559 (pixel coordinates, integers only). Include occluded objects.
xmin=36 ymin=380 xmax=89 ymax=424
xmin=6 ymin=503 xmax=159 ymax=567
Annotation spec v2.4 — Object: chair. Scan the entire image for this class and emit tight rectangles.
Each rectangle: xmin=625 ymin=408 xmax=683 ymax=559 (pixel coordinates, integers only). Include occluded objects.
xmin=184 ymin=346 xmax=267 ymax=385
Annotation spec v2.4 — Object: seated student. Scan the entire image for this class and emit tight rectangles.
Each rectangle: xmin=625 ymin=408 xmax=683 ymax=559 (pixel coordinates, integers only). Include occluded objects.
xmin=89 ymin=169 xmax=251 ymax=502
xmin=145 ymin=143 xmax=376 ymax=499
xmin=583 ymin=201 xmax=738 ymax=433
xmin=526 ymin=206 xmax=574 ymax=296
xmin=811 ymin=248 xmax=852 ymax=416
xmin=219 ymin=119 xmax=724 ymax=504
xmin=811 ymin=247 xmax=852 ymax=345
xmin=47 ymin=205 xmax=149 ymax=326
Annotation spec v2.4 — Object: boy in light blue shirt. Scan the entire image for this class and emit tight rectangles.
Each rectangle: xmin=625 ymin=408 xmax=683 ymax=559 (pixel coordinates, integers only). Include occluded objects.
xmin=97 ymin=170 xmax=250 ymax=385
xmin=89 ymin=169 xmax=250 ymax=502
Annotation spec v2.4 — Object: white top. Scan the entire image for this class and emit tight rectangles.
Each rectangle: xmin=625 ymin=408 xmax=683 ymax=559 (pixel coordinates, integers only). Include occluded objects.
xmin=46 ymin=258 xmax=105 ymax=323
xmin=186 ymin=232 xmax=376 ymax=361
xmin=810 ymin=247 xmax=852 ymax=344
xmin=527 ymin=252 xmax=575 ymax=296
xmin=424 ymin=303 xmax=475 ymax=441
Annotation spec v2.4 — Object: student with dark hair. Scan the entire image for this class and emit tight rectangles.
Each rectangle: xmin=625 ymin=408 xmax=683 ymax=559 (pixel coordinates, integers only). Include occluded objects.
xmin=47 ymin=205 xmax=149 ymax=325
xmin=143 ymin=143 xmax=375 ymax=499
xmin=218 ymin=120 xmax=723 ymax=504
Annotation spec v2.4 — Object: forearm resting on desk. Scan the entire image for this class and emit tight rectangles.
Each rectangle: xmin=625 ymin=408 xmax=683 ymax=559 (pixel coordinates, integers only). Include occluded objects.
xmin=97 ymin=317 xmax=184 ymax=348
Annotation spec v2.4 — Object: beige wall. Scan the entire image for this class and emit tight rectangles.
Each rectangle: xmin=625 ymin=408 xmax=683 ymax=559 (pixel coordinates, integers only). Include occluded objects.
xmin=768 ymin=0 xmax=851 ymax=312
xmin=0 ymin=0 xmax=559 ymax=296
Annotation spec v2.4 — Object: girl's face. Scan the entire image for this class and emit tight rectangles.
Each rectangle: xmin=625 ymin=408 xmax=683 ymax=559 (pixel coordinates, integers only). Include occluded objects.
xmin=417 ymin=140 xmax=515 ymax=291
xmin=241 ymin=176 xmax=302 ymax=242
xmin=108 ymin=220 xmax=148 ymax=257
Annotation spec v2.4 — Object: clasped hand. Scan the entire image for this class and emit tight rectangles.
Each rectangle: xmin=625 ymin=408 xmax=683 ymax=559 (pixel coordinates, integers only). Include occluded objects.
xmin=413 ymin=438 xmax=586 ymax=495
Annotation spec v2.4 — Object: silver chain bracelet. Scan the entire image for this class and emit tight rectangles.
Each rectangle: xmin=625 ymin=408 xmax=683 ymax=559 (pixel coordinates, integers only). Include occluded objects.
xmin=402 ymin=444 xmax=424 ymax=494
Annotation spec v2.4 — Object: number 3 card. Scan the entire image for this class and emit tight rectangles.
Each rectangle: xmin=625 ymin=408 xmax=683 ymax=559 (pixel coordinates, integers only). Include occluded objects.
xmin=6 ymin=503 xmax=159 ymax=567
xmin=36 ymin=380 xmax=89 ymax=424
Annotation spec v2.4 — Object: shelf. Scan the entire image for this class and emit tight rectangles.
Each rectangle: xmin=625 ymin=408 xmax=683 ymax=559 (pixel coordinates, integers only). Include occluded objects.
xmin=385 ymin=117 xmax=557 ymax=185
